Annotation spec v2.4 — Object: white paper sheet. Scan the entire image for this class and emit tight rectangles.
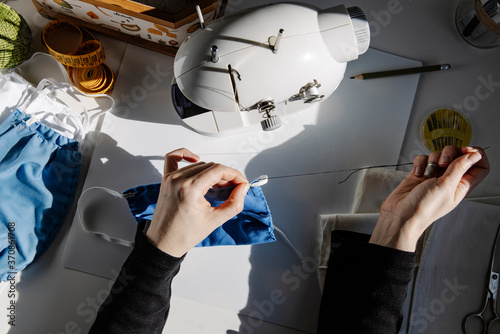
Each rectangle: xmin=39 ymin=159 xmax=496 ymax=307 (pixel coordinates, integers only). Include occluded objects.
xmin=62 ymin=45 xmax=421 ymax=332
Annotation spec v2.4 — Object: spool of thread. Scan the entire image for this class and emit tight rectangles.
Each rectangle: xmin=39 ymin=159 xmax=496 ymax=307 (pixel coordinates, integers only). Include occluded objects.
xmin=0 ymin=3 xmax=32 ymax=69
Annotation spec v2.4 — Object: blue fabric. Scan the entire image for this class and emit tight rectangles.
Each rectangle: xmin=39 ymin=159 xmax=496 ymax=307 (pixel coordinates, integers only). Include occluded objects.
xmin=0 ymin=110 xmax=81 ymax=281
xmin=123 ymin=182 xmax=275 ymax=247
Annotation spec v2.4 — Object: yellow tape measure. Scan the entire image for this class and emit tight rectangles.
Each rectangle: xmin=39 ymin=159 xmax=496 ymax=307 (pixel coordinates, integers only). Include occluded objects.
xmin=42 ymin=20 xmax=115 ymax=95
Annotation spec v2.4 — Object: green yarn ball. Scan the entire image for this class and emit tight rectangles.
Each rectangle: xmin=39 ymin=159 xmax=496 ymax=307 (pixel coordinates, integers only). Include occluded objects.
xmin=0 ymin=3 xmax=32 ymax=69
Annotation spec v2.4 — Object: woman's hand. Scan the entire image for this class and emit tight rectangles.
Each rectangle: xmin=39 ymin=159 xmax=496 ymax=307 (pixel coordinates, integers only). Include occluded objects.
xmin=146 ymin=148 xmax=250 ymax=257
xmin=369 ymin=146 xmax=490 ymax=252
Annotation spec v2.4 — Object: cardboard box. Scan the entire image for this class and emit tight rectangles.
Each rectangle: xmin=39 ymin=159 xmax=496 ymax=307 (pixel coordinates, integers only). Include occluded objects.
xmin=32 ymin=0 xmax=221 ymax=56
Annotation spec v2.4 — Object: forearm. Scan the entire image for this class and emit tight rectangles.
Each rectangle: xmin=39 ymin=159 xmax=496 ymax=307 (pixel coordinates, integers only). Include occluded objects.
xmin=369 ymin=211 xmax=423 ymax=252
xmin=317 ymin=230 xmax=416 ymax=334
xmin=89 ymin=221 xmax=184 ymax=334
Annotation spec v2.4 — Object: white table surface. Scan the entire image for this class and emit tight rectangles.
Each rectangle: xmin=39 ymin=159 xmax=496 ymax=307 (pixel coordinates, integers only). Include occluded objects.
xmin=61 ymin=44 xmax=420 ymax=333
xmin=1 ymin=0 xmax=499 ymax=334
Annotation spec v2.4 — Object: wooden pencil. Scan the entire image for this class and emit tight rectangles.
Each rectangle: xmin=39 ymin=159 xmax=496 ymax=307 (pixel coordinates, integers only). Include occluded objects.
xmin=350 ymin=64 xmax=451 ymax=80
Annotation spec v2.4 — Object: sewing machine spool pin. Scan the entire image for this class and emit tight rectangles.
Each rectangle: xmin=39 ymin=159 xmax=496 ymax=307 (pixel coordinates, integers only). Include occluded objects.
xmin=268 ymin=29 xmax=284 ymax=53
xmin=196 ymin=5 xmax=205 ymax=29
xmin=211 ymin=45 xmax=219 ymax=63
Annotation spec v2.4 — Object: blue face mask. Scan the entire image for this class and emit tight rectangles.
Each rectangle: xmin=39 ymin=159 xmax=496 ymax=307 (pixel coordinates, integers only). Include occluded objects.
xmin=0 ymin=110 xmax=81 ymax=281
xmin=122 ymin=182 xmax=276 ymax=247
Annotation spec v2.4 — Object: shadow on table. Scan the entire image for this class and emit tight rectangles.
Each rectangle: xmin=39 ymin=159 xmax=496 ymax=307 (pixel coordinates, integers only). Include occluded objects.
xmin=224 ymin=44 xmax=408 ymax=332
xmin=6 ymin=132 xmax=163 ymax=334
xmin=227 ymin=124 xmax=343 ymax=333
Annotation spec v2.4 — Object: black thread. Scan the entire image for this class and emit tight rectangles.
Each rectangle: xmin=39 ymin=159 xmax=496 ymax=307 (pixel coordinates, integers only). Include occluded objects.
xmin=267 ymin=147 xmax=490 ymax=184
xmin=266 ymin=163 xmax=414 ymax=184
xmin=202 ymin=147 xmax=490 ymax=184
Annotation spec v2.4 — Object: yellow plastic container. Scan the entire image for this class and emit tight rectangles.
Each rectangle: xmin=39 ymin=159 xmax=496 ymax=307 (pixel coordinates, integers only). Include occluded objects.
xmin=421 ymin=108 xmax=472 ymax=152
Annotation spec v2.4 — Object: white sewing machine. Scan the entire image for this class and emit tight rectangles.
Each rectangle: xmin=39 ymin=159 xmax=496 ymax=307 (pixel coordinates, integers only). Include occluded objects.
xmin=172 ymin=3 xmax=370 ymax=135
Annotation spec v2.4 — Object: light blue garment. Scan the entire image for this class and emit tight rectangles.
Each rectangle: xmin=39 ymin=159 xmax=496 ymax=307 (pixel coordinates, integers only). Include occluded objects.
xmin=123 ymin=182 xmax=276 ymax=247
xmin=0 ymin=110 xmax=81 ymax=281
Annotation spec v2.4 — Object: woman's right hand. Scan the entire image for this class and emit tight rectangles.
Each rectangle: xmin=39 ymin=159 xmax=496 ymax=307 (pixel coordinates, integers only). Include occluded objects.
xmin=146 ymin=148 xmax=250 ymax=257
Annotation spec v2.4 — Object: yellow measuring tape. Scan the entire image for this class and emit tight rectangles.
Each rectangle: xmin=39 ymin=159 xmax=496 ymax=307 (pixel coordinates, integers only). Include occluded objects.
xmin=42 ymin=20 xmax=115 ymax=95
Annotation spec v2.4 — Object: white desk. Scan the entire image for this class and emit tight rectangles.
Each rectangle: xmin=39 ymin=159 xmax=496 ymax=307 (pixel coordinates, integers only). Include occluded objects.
xmin=1 ymin=1 xmax=499 ymax=333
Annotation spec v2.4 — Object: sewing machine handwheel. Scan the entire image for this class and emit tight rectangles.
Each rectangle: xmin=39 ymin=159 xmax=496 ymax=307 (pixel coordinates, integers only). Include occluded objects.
xmin=261 ymin=116 xmax=282 ymax=131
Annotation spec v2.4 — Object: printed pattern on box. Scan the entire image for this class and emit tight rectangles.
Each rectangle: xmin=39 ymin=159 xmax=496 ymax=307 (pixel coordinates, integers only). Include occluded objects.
xmin=35 ymin=0 xmax=216 ymax=47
